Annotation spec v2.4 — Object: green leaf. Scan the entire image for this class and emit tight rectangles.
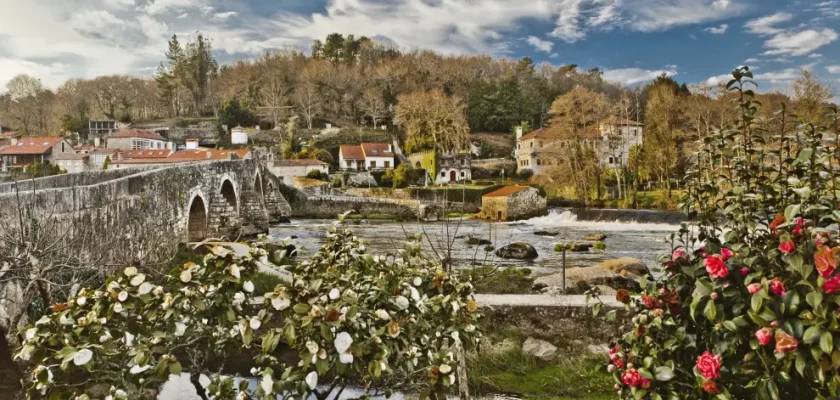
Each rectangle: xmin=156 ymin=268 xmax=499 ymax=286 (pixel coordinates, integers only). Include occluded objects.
xmin=592 ymin=302 xmax=602 ymax=317
xmin=169 ymin=361 xmax=182 ymax=376
xmin=654 ymin=366 xmax=674 ymax=381
xmin=637 ymin=367 xmax=653 ymax=379
xmin=821 ymin=332 xmax=833 ymax=354
xmin=807 ymin=291 xmax=823 ymax=308
xmin=784 ymin=204 xmax=801 ymax=222
xmin=723 ymin=320 xmax=737 ymax=331
xmin=704 ymin=298 xmax=717 ymax=321
xmin=293 ymin=303 xmax=311 ymax=314
xmin=795 ymin=353 xmax=806 ymax=376
xmin=804 ymin=326 xmax=823 ymax=344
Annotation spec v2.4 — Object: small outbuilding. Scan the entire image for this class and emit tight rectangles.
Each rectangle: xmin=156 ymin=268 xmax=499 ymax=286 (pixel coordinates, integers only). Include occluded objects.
xmin=480 ymin=185 xmax=547 ymax=221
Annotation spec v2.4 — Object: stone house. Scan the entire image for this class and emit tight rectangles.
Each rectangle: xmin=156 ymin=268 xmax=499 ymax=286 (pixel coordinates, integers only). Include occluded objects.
xmin=267 ymin=159 xmax=330 ymax=185
xmin=339 ymin=143 xmax=394 ymax=171
xmin=480 ymin=185 xmax=547 ymax=221
xmin=0 ymin=137 xmax=76 ymax=172
xmin=409 ymin=150 xmax=472 ymax=185
xmin=107 ymin=129 xmax=172 ymax=150
xmin=55 ymin=153 xmax=92 ymax=174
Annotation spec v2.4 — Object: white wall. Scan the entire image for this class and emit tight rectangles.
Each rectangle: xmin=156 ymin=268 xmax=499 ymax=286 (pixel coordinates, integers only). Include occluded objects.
xmin=266 ymin=164 xmax=329 ymax=185
xmin=364 ymin=156 xmax=393 ymax=169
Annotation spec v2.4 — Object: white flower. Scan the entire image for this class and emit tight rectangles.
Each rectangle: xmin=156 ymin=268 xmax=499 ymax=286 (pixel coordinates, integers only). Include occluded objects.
xmin=229 ymin=265 xmax=241 ymax=279
xmin=395 ymin=296 xmax=409 ymax=310
xmin=451 ymin=301 xmax=460 ymax=313
xmin=410 ymin=287 xmax=420 ymax=301
xmin=249 ymin=317 xmax=261 ymax=330
xmin=73 ymin=349 xmax=93 ymax=366
xmin=413 ymin=277 xmax=422 ymax=286
xmin=138 ymin=282 xmax=154 ymax=295
xmin=125 ymin=332 xmax=135 ymax=347
xmin=107 ymin=281 xmax=120 ymax=291
xmin=329 ymin=288 xmax=340 ymax=300
xmin=261 ymin=374 xmax=273 ymax=394
xmin=124 ymin=267 xmax=137 ymax=277
xmin=175 ymin=322 xmax=187 ymax=336
xmin=117 ymin=291 xmax=128 ymax=302
xmin=465 ymin=324 xmax=476 ymax=332
xmin=451 ymin=332 xmax=460 ymax=341
xmin=129 ymin=364 xmax=150 ymax=374
xmin=77 ymin=297 xmax=87 ymax=306
xmin=334 ymin=332 xmax=353 ymax=354
xmin=130 ymin=274 xmax=145 ymax=286
xmin=305 ymin=371 xmax=318 ymax=389
xmin=271 ymin=292 xmax=290 ymax=310
xmin=233 ymin=292 xmax=246 ymax=306
xmin=375 ymin=309 xmax=391 ymax=321
xmin=339 ymin=352 xmax=354 ymax=364
xmin=447 ymin=374 xmax=456 ymax=386
xmin=180 ymin=270 xmax=192 ymax=283
xmin=243 ymin=281 xmax=254 ymax=293
xmin=306 ymin=341 xmax=319 ymax=354
xmin=25 ymin=328 xmax=37 ymax=341
xmin=113 ymin=303 xmax=123 ymax=313
xmin=115 ymin=389 xmax=127 ymax=398
xmin=439 ymin=364 xmax=452 ymax=374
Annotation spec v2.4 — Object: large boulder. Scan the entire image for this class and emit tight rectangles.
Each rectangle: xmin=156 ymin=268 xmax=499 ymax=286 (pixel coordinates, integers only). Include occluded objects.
xmin=495 ymin=242 xmax=538 ymax=260
xmin=584 ymin=233 xmax=607 ymax=241
xmin=568 ymin=243 xmax=593 ymax=252
xmin=534 ymin=230 xmax=560 ymax=236
xmin=534 ymin=266 xmax=641 ymax=294
xmin=595 ymin=257 xmax=650 ymax=277
xmin=522 ymin=337 xmax=558 ymax=361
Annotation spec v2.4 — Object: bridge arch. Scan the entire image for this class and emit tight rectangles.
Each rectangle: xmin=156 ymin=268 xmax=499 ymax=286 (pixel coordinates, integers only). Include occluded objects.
xmin=220 ymin=179 xmax=238 ymax=211
xmin=253 ymin=170 xmax=264 ymax=196
xmin=187 ymin=194 xmax=208 ymax=242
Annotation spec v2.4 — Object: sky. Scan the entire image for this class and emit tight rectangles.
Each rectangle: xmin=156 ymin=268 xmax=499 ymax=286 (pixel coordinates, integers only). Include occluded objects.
xmin=0 ymin=0 xmax=839 ymax=98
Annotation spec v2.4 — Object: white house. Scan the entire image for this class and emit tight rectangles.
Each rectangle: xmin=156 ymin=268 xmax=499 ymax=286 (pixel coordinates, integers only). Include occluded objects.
xmin=339 ymin=143 xmax=394 ymax=171
xmin=231 ymin=126 xmax=249 ymax=145
xmin=107 ymin=129 xmax=172 ymax=150
xmin=267 ymin=159 xmax=330 ymax=185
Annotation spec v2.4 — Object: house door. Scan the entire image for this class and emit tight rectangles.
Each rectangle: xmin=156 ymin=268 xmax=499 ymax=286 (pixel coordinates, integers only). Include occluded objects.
xmin=497 ymin=211 xmax=502 ymax=220
xmin=450 ymin=170 xmax=456 ymax=182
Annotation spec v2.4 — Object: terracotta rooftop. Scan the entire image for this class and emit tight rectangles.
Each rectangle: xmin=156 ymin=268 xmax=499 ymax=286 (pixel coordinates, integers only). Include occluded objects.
xmin=168 ymin=149 xmax=251 ymax=160
xmin=116 ymin=149 xmax=173 ymax=159
xmin=111 ymin=129 xmax=166 ymax=141
xmin=483 ymin=185 xmax=531 ymax=198
xmin=361 ymin=142 xmax=394 ymax=158
xmin=274 ymin=159 xmax=328 ymax=167
xmin=340 ymin=145 xmax=365 ymax=160
xmin=90 ymin=148 xmax=119 ymax=155
xmin=0 ymin=137 xmax=65 ymax=155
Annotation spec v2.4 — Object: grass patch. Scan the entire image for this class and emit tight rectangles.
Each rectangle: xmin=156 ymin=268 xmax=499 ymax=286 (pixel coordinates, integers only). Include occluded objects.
xmin=470 ymin=327 xmax=614 ymax=400
xmin=251 ymin=272 xmax=286 ymax=294
xmin=464 ymin=266 xmax=534 ymax=294
xmin=344 ymin=212 xmax=402 ymax=221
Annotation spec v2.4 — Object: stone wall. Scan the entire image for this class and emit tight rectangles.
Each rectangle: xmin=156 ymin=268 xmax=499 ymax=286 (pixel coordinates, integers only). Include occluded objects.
xmin=507 ymin=187 xmax=548 ymax=220
xmin=0 ymin=165 xmax=161 ymax=194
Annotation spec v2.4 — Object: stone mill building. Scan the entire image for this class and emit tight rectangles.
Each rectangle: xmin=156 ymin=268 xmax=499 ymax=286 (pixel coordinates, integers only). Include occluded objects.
xmin=480 ymin=185 xmax=547 ymax=221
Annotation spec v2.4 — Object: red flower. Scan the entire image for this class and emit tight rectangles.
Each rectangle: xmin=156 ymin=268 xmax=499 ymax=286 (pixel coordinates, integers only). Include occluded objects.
xmin=640 ymin=377 xmax=651 ymax=389
xmin=720 ymin=248 xmax=734 ymax=261
xmin=778 ymin=240 xmax=795 ymax=255
xmin=696 ymin=351 xmax=721 ymax=379
xmin=621 ymin=369 xmax=643 ymax=387
xmin=609 ymin=345 xmax=620 ymax=355
xmin=774 ymin=330 xmax=798 ymax=354
xmin=770 ymin=278 xmax=786 ymax=296
xmin=636 ymin=325 xmax=645 ymax=336
xmin=792 ymin=218 xmax=805 ymax=235
xmin=641 ymin=295 xmax=656 ymax=309
xmin=824 ymin=275 xmax=840 ymax=294
xmin=747 ymin=283 xmax=762 ymax=294
xmin=815 ymin=245 xmax=839 ymax=278
xmin=755 ymin=327 xmax=773 ymax=346
xmin=704 ymin=255 xmax=729 ymax=279
xmin=696 ymin=246 xmax=707 ymax=257
xmin=769 ymin=213 xmax=786 ymax=230
xmin=740 ymin=267 xmax=750 ymax=277
xmin=671 ymin=249 xmax=686 ymax=261
xmin=702 ymin=380 xmax=721 ymax=395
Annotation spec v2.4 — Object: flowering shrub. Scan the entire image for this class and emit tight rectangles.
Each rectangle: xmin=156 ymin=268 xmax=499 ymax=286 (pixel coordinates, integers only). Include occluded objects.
xmin=15 ymin=223 xmax=481 ymax=399
xmin=595 ymin=67 xmax=840 ymax=399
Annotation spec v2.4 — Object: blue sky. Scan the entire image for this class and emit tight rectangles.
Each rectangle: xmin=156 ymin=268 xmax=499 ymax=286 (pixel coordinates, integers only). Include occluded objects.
xmin=0 ymin=0 xmax=838 ymax=96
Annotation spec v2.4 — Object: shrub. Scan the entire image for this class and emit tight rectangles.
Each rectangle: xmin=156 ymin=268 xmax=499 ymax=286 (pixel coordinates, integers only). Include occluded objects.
xmin=594 ymin=67 xmax=840 ymax=399
xmin=16 ymin=225 xmax=482 ymax=399
xmin=392 ymin=163 xmax=423 ymax=188
xmin=305 ymin=169 xmax=323 ymax=180
xmin=593 ymin=241 xmax=606 ymax=251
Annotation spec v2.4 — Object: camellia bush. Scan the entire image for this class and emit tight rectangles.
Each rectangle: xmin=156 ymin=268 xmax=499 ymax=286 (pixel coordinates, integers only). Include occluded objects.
xmin=15 ymin=220 xmax=482 ymax=399
xmin=594 ymin=67 xmax=840 ymax=399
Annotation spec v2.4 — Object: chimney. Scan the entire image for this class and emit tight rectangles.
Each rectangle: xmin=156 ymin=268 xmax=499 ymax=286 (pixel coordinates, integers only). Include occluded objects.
xmin=10 ymin=138 xmax=17 ymax=146
xmin=387 ymin=144 xmax=392 ymax=152
xmin=255 ymin=125 xmax=261 ymax=131
xmin=185 ymin=138 xmax=199 ymax=150
xmin=206 ymin=151 xmax=212 ymax=159
xmin=516 ymin=126 xmax=523 ymax=139
xmin=94 ymin=137 xmax=101 ymax=148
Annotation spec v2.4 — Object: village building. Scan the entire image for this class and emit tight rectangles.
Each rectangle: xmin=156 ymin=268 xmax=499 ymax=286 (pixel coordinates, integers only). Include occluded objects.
xmin=55 ymin=153 xmax=92 ymax=174
xmin=267 ymin=159 xmax=330 ymax=185
xmin=88 ymin=120 xmax=125 ymax=137
xmin=90 ymin=148 xmax=118 ymax=169
xmin=106 ymin=129 xmax=172 ymax=150
xmin=409 ymin=150 xmax=472 ymax=185
xmin=479 ymin=185 xmax=547 ymax=221
xmin=231 ymin=126 xmax=249 ymax=145
xmin=515 ymin=118 xmax=644 ymax=174
xmin=0 ymin=136 xmax=76 ymax=172
xmin=338 ymin=143 xmax=394 ymax=171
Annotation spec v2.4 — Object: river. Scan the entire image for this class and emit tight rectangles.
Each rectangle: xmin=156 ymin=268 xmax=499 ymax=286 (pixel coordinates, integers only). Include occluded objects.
xmin=269 ymin=208 xmax=684 ymax=276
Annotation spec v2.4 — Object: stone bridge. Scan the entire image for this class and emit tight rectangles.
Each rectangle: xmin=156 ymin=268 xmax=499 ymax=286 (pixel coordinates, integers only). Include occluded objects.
xmin=0 ymin=159 xmax=292 ymax=245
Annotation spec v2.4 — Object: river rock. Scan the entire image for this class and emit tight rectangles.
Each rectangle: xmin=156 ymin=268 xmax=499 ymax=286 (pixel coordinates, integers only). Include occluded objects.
xmin=534 ymin=230 xmax=560 ymax=236
xmin=568 ymin=243 xmax=593 ymax=252
xmin=584 ymin=233 xmax=607 ymax=241
xmin=534 ymin=266 xmax=641 ymax=294
xmin=467 ymin=236 xmax=492 ymax=246
xmin=596 ymin=257 xmax=650 ymax=277
xmin=495 ymin=242 xmax=538 ymax=259
xmin=522 ymin=337 xmax=558 ymax=361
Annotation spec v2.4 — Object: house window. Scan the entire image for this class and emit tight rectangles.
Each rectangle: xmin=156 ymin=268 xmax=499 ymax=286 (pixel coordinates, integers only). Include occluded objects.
xmin=384 ymin=161 xmax=390 ymax=168
xmin=346 ymin=161 xmax=352 ymax=167
xmin=61 ymin=142 xmax=65 ymax=152
xmin=608 ymin=157 xmax=614 ymax=164
xmin=517 ymin=144 xmax=521 ymax=149
xmin=369 ymin=160 xmax=376 ymax=168
xmin=460 ymin=159 xmax=465 ymax=166
xmin=530 ymin=142 xmax=533 ymax=148
xmin=441 ymin=171 xmax=446 ymax=177
xmin=461 ymin=171 xmax=465 ymax=178
xmin=537 ymin=159 xmax=541 ymax=166
xmin=539 ymin=141 xmax=543 ymax=147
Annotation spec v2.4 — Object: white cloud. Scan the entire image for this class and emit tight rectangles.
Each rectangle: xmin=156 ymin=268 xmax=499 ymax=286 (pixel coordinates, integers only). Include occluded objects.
xmin=212 ymin=11 xmax=238 ymax=21
xmin=549 ymin=53 xmax=560 ymax=59
xmin=705 ymin=74 xmax=731 ymax=85
xmin=744 ymin=12 xmax=793 ymax=36
xmin=828 ymin=65 xmax=840 ymax=74
xmin=144 ymin=0 xmax=205 ymax=15
xmin=762 ymin=28 xmax=838 ymax=56
xmin=711 ymin=0 xmax=730 ymax=9
xmin=754 ymin=68 xmax=800 ymax=83
xmin=603 ymin=67 xmax=678 ymax=85
xmin=809 ymin=53 xmax=823 ymax=58
xmin=103 ymin=0 xmax=135 ymax=8
xmin=526 ymin=36 xmax=554 ymax=53
xmin=744 ymin=58 xmax=760 ymax=63
xmin=625 ymin=0 xmax=746 ymax=32
xmin=549 ymin=0 xmax=586 ymax=43
xmin=177 ymin=13 xmax=189 ymax=19
xmin=705 ymin=24 xmax=728 ymax=34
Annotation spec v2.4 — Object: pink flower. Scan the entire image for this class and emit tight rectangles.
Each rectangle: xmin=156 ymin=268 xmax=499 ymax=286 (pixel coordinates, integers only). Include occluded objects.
xmin=621 ymin=369 xmax=643 ymax=387
xmin=704 ymin=255 xmax=729 ymax=279
xmin=778 ymin=240 xmax=795 ymax=255
xmin=740 ymin=267 xmax=750 ymax=277
xmin=671 ymin=249 xmax=686 ymax=261
xmin=770 ymin=278 xmax=786 ymax=296
xmin=792 ymin=218 xmax=805 ymax=236
xmin=720 ymin=248 xmax=734 ymax=261
xmin=747 ymin=283 xmax=762 ymax=295
xmin=755 ymin=328 xmax=773 ymax=346
xmin=696 ymin=351 xmax=722 ymax=379
xmin=824 ymin=275 xmax=840 ymax=294
xmin=775 ymin=330 xmax=798 ymax=354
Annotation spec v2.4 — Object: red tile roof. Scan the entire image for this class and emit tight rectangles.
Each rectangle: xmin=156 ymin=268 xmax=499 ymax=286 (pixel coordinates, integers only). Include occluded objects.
xmin=483 ymin=185 xmax=531 ymax=198
xmin=361 ymin=142 xmax=394 ymax=158
xmin=116 ymin=149 xmax=173 ymax=159
xmin=91 ymin=148 xmax=119 ymax=155
xmin=340 ymin=145 xmax=365 ymax=160
xmin=274 ymin=159 xmax=328 ymax=167
xmin=111 ymin=129 xmax=166 ymax=141
xmin=0 ymin=137 xmax=65 ymax=155
xmin=168 ymin=149 xmax=251 ymax=160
